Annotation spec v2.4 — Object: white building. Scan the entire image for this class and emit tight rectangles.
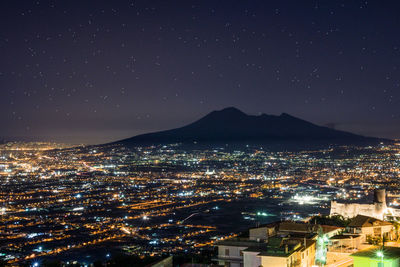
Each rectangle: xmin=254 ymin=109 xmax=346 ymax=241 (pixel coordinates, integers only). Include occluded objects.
xmin=330 ymin=189 xmax=387 ymax=220
xmin=214 ymin=222 xmax=322 ymax=267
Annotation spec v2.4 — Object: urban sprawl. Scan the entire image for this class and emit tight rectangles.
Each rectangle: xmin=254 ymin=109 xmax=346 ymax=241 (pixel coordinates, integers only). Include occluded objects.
xmin=0 ymin=142 xmax=400 ymax=266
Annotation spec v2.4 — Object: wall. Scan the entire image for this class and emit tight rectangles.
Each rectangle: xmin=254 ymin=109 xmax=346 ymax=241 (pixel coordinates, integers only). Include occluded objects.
xmin=330 ymin=201 xmax=386 ymax=220
xmin=302 ymin=243 xmax=315 ymax=267
xmin=218 ymin=245 xmax=248 ymax=267
xmin=260 ymin=255 xmax=287 ymax=267
xmin=360 ymin=225 xmax=394 ymax=242
xmin=249 ymin=227 xmax=275 ymax=241
xmin=218 ymin=245 xmax=248 ymax=259
xmin=243 ymin=251 xmax=261 ymax=267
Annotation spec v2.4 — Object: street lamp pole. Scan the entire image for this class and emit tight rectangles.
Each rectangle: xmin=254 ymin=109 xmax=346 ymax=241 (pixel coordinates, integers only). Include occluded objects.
xmin=377 ymin=251 xmax=384 ymax=267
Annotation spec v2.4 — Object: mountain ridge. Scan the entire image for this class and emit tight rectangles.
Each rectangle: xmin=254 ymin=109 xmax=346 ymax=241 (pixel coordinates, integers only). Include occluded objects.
xmin=112 ymin=107 xmax=388 ymax=146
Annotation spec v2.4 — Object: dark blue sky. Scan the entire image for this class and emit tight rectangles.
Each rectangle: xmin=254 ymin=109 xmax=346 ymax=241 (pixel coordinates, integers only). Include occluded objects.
xmin=1 ymin=0 xmax=400 ymax=144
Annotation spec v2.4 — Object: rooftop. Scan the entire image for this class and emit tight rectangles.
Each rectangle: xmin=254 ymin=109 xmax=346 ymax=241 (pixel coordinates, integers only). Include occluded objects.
xmin=217 ymin=236 xmax=315 ymax=258
xmin=348 ymin=215 xmax=393 ymax=228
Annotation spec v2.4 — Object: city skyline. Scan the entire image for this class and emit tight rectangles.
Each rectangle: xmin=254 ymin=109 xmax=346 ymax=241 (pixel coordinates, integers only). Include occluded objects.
xmin=2 ymin=1 xmax=400 ymax=144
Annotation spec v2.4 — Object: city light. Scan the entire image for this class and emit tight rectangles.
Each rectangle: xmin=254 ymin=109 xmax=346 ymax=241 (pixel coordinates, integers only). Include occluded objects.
xmin=0 ymin=141 xmax=399 ymax=265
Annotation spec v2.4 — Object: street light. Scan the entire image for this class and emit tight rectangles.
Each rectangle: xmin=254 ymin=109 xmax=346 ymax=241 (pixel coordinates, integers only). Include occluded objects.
xmin=377 ymin=250 xmax=384 ymax=266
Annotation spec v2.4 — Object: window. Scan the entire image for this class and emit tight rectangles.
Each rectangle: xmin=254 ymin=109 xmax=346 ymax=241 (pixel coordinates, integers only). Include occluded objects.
xmin=225 ymin=248 xmax=230 ymax=256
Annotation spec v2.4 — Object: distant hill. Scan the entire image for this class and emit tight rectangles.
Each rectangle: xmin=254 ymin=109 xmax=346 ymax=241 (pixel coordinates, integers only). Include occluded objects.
xmin=113 ymin=107 xmax=388 ymax=146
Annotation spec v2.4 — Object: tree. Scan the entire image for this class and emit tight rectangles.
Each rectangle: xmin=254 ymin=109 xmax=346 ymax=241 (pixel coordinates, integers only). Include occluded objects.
xmin=315 ymin=226 xmax=329 ymax=266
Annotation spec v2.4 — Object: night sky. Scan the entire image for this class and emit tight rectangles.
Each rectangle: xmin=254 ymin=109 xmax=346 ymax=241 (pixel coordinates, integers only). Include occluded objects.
xmin=1 ymin=1 xmax=400 ymax=144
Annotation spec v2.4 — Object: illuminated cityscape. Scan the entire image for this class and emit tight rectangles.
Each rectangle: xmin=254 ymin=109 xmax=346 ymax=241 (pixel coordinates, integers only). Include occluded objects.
xmin=0 ymin=141 xmax=399 ymax=265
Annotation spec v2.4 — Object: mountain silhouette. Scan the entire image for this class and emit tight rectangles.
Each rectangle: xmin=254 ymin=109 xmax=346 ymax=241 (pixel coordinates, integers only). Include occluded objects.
xmin=114 ymin=107 xmax=386 ymax=146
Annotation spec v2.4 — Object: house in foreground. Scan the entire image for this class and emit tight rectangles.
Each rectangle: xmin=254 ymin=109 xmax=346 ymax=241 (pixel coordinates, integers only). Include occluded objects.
xmin=215 ymin=236 xmax=315 ymax=267
xmin=347 ymin=214 xmax=394 ymax=243
xmin=213 ymin=221 xmax=344 ymax=267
